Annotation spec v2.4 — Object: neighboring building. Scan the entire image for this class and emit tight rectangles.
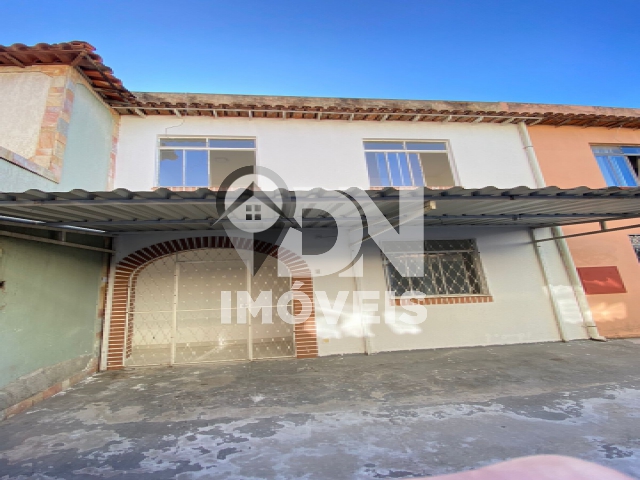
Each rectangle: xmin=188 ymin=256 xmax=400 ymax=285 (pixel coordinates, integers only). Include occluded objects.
xmin=2 ymin=41 xmax=640 ymax=417
xmin=529 ymin=124 xmax=640 ymax=338
xmin=0 ymin=42 xmax=121 ymax=418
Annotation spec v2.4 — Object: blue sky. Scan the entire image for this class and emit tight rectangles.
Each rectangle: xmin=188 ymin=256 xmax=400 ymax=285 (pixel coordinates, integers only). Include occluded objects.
xmin=4 ymin=0 xmax=640 ymax=107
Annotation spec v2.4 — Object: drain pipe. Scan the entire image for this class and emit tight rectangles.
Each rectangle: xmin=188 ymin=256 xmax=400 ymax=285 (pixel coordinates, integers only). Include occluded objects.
xmin=517 ymin=122 xmax=606 ymax=341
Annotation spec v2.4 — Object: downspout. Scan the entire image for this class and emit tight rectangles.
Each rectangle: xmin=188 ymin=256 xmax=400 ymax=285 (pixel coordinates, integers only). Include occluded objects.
xmin=517 ymin=122 xmax=606 ymax=341
xmin=529 ymin=229 xmax=569 ymax=341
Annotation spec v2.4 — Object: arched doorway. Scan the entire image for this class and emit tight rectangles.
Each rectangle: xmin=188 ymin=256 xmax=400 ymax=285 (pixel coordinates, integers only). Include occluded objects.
xmin=127 ymin=248 xmax=294 ymax=366
xmin=105 ymin=236 xmax=317 ymax=370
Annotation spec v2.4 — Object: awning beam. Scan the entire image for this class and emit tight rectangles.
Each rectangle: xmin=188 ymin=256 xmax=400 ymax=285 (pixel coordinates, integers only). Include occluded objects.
xmin=533 ymin=221 xmax=640 ymax=243
xmin=0 ymin=218 xmax=113 ymax=236
xmin=0 ymin=230 xmax=114 ymax=253
xmin=34 ymin=212 xmax=637 ymax=228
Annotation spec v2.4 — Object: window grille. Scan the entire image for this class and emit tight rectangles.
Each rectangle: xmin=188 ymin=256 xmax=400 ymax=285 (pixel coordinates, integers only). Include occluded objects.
xmin=630 ymin=235 xmax=640 ymax=262
xmin=383 ymin=239 xmax=489 ymax=297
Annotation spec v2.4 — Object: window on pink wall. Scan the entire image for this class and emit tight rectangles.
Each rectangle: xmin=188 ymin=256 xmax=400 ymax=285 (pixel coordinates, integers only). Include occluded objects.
xmin=630 ymin=235 xmax=640 ymax=262
xmin=591 ymin=146 xmax=640 ymax=187
xmin=577 ymin=266 xmax=627 ymax=295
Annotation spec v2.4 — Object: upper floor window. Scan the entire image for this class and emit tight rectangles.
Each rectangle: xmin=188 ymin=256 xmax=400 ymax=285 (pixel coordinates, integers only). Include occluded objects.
xmin=591 ymin=145 xmax=640 ymax=187
xmin=364 ymin=140 xmax=455 ymax=188
xmin=383 ymin=239 xmax=489 ymax=297
xmin=158 ymin=137 xmax=256 ymax=188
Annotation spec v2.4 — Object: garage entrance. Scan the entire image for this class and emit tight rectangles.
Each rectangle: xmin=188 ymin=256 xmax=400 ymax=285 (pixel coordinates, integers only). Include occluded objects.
xmin=125 ymin=248 xmax=294 ymax=366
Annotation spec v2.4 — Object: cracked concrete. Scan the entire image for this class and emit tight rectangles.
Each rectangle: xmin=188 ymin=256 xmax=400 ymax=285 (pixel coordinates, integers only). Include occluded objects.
xmin=0 ymin=340 xmax=639 ymax=479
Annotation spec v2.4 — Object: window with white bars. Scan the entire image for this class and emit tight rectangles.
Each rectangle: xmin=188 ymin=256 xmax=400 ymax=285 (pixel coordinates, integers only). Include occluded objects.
xmin=157 ymin=137 xmax=256 ymax=188
xmin=630 ymin=235 xmax=640 ymax=262
xmin=364 ymin=140 xmax=456 ymax=188
xmin=383 ymin=239 xmax=489 ymax=297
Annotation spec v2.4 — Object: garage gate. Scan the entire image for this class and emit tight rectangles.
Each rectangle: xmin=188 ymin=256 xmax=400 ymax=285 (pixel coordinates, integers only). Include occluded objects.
xmin=125 ymin=248 xmax=295 ymax=366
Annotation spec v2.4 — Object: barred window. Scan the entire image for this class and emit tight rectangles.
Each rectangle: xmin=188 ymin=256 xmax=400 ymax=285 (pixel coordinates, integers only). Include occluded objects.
xmin=383 ymin=239 xmax=489 ymax=297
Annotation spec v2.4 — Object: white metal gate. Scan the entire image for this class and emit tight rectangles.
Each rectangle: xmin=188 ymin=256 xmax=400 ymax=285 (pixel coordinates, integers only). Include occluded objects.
xmin=125 ymin=248 xmax=295 ymax=366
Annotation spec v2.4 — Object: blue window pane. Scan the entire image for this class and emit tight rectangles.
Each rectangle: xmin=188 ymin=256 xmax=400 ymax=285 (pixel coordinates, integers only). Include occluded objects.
xmin=185 ymin=150 xmax=209 ymax=187
xmin=376 ymin=153 xmax=390 ymax=186
xmin=160 ymin=138 xmax=206 ymax=147
xmin=621 ymin=146 xmax=640 ymax=155
xmin=397 ymin=152 xmax=412 ymax=186
xmin=610 ymin=156 xmax=638 ymax=187
xmin=387 ymin=153 xmax=403 ymax=186
xmin=209 ymin=139 xmax=255 ymax=148
xmin=406 ymin=142 xmax=446 ymax=151
xmin=366 ymin=152 xmax=381 ymax=186
xmin=158 ymin=150 xmax=183 ymax=186
xmin=364 ymin=141 xmax=404 ymax=150
xmin=408 ymin=153 xmax=425 ymax=186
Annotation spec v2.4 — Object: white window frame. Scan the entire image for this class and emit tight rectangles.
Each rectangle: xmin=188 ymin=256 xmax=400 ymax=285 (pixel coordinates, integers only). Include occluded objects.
xmin=363 ymin=139 xmax=460 ymax=188
xmin=156 ymin=136 xmax=258 ymax=188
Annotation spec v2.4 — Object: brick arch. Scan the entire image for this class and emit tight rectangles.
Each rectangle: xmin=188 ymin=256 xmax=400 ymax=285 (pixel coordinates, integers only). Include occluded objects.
xmin=106 ymin=236 xmax=317 ymax=370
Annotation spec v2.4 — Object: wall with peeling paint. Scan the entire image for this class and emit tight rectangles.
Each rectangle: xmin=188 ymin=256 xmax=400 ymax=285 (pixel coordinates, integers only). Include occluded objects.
xmin=0 ymin=233 xmax=106 ymax=410
xmin=0 ymin=71 xmax=50 ymax=160
xmin=0 ymin=84 xmax=114 ymax=192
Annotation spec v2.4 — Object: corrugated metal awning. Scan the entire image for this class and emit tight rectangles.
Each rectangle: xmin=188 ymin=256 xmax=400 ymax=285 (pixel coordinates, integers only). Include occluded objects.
xmin=1 ymin=186 xmax=640 ymax=234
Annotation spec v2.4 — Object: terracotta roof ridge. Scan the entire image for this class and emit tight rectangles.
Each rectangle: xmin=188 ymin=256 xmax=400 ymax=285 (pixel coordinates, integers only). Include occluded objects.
xmin=129 ymin=91 xmax=640 ymax=116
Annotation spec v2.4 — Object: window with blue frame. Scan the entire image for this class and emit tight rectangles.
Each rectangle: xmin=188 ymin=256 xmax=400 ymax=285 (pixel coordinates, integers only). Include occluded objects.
xmin=364 ymin=141 xmax=455 ymax=188
xmin=591 ymin=146 xmax=640 ymax=187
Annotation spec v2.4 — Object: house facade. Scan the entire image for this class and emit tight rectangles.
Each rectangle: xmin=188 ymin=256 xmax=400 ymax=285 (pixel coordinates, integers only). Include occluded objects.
xmin=2 ymin=41 xmax=640 ymax=418
xmin=107 ymin=103 xmax=588 ymax=367
xmin=529 ymin=124 xmax=640 ymax=338
xmin=0 ymin=42 xmax=119 ymax=418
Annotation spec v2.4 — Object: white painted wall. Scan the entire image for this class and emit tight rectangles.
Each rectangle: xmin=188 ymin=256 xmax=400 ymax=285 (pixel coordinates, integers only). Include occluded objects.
xmin=110 ymin=116 xmax=588 ymax=357
xmin=0 ymin=71 xmax=50 ymax=159
xmin=115 ymin=116 xmax=536 ymax=191
xmin=113 ymin=227 xmax=588 ymax=358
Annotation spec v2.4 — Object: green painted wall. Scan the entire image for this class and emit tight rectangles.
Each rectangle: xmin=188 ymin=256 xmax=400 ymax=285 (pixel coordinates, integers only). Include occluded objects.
xmin=0 ymin=84 xmax=113 ymax=192
xmin=0 ymin=83 xmax=114 ymax=398
xmin=0 ymin=236 xmax=105 ymax=389
xmin=60 ymin=84 xmax=113 ymax=191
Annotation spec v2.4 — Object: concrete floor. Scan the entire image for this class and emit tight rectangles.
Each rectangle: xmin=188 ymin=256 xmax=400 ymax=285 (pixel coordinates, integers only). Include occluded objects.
xmin=0 ymin=341 xmax=639 ymax=479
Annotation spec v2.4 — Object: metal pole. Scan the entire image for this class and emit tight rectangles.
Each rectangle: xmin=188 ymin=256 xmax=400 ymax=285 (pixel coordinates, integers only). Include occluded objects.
xmin=247 ymin=255 xmax=253 ymax=361
xmin=170 ymin=254 xmax=179 ymax=365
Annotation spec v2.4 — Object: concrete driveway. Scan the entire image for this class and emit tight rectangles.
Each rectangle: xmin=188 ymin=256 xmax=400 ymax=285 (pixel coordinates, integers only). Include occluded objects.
xmin=0 ymin=340 xmax=639 ymax=479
